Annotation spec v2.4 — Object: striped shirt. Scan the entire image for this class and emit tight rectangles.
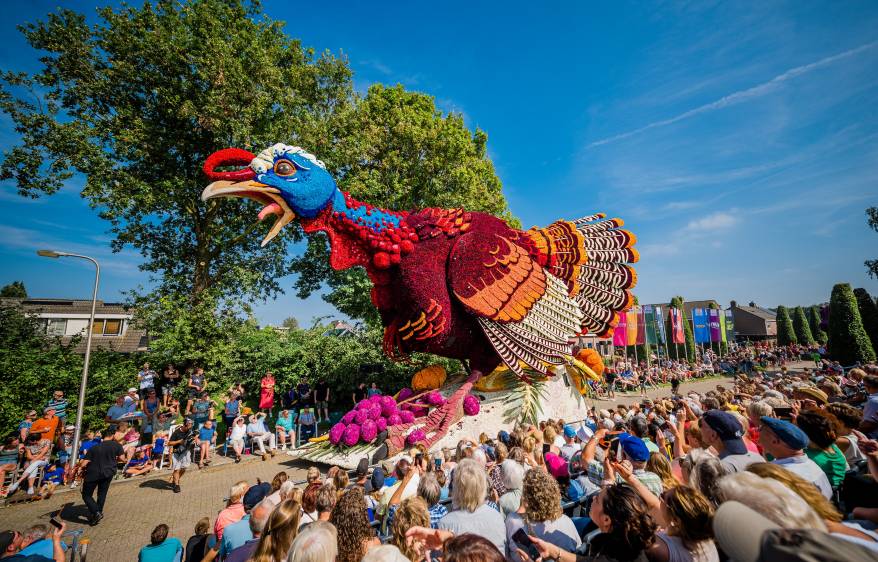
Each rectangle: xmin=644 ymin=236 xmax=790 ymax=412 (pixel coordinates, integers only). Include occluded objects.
xmin=47 ymin=398 xmax=69 ymax=419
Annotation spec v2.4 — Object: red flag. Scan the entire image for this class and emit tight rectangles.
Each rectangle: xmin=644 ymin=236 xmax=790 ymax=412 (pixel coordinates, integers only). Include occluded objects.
xmin=670 ymin=308 xmax=685 ymax=344
xmin=636 ymin=306 xmax=646 ymax=345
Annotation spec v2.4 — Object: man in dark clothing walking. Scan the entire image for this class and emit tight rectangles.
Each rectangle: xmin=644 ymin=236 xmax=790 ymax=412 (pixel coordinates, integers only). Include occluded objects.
xmin=168 ymin=418 xmax=196 ymax=493
xmin=80 ymin=427 xmax=124 ymax=526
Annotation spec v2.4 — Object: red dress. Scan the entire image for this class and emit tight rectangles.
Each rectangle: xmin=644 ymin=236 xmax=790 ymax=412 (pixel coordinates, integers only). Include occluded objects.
xmin=259 ymin=376 xmax=275 ymax=409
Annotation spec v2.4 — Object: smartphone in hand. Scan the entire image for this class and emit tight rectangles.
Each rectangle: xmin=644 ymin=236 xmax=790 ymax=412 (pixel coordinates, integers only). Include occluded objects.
xmin=512 ymin=528 xmax=540 ymax=560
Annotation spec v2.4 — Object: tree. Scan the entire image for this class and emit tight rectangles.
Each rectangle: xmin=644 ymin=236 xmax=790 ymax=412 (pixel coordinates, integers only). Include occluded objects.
xmin=792 ymin=306 xmax=815 ymax=346
xmin=666 ymin=296 xmax=695 ymax=363
xmin=0 ymin=0 xmax=354 ymax=310
xmin=866 ymin=207 xmax=878 ymax=279
xmin=0 ymin=281 xmax=27 ymax=298
xmin=828 ymin=283 xmax=876 ymax=365
xmin=281 ymin=316 xmax=299 ymax=330
xmin=854 ymin=288 xmax=878 ymax=354
xmin=775 ymin=306 xmax=797 ymax=346
xmin=291 ymin=84 xmax=513 ymax=324
xmin=808 ymin=306 xmax=828 ymax=344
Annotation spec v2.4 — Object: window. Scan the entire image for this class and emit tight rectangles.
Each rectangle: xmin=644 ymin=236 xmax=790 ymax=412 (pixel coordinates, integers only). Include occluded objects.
xmin=90 ymin=319 xmax=123 ymax=336
xmin=45 ymin=319 xmax=66 ymax=336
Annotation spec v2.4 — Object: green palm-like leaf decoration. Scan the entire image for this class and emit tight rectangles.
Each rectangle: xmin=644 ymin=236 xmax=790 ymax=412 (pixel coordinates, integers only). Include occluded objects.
xmin=501 ymin=369 xmax=549 ymax=426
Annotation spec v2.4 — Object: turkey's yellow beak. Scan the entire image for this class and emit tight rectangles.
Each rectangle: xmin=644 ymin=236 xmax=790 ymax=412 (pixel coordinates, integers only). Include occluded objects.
xmin=201 ymin=180 xmax=296 ymax=247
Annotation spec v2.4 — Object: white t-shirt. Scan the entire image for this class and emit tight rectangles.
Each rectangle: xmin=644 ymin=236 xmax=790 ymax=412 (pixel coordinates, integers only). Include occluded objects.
xmin=773 ymin=455 xmax=833 ymax=498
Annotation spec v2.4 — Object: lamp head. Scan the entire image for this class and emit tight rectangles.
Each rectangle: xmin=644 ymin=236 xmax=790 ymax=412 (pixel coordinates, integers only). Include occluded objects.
xmin=37 ymin=250 xmax=62 ymax=258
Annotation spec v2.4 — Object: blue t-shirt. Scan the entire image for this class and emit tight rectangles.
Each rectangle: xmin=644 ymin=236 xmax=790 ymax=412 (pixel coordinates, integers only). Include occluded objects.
xmin=138 ymin=537 xmax=182 ymax=562
xmin=219 ymin=515 xmax=252 ymax=557
xmin=79 ymin=438 xmax=101 ymax=455
xmin=276 ymin=414 xmax=294 ymax=431
xmin=44 ymin=467 xmax=64 ymax=484
xmin=17 ymin=538 xmax=67 ymax=558
xmin=198 ymin=426 xmax=216 ymax=442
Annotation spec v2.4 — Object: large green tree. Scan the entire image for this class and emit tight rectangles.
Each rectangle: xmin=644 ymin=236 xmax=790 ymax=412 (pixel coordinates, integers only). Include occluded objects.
xmin=0 ymin=281 xmax=27 ymax=298
xmin=0 ymin=1 xmax=354 ymax=309
xmin=828 ymin=283 xmax=876 ymax=364
xmin=792 ymin=306 xmax=815 ymax=346
xmin=866 ymin=207 xmax=878 ymax=279
xmin=775 ymin=305 xmax=797 ymax=346
xmin=854 ymin=288 xmax=878 ymax=354
xmin=808 ymin=306 xmax=828 ymax=344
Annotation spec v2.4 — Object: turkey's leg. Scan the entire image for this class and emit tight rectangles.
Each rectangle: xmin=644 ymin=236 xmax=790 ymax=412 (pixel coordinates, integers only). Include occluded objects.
xmin=386 ymin=370 xmax=483 ymax=454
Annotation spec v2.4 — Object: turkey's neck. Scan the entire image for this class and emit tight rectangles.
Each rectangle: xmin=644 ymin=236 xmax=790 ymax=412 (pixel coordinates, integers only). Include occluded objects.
xmin=300 ymin=190 xmax=416 ymax=271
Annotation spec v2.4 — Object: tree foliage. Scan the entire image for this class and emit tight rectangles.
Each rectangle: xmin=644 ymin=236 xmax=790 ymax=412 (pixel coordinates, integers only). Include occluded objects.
xmin=853 ymin=288 xmax=878 ymax=354
xmin=775 ymin=305 xmax=797 ymax=346
xmin=808 ymin=306 xmax=828 ymax=345
xmin=0 ymin=281 xmax=27 ymax=298
xmin=281 ymin=316 xmax=299 ymax=330
xmin=792 ymin=306 xmax=815 ymax=346
xmin=866 ymin=207 xmax=878 ymax=279
xmin=828 ymin=283 xmax=876 ymax=365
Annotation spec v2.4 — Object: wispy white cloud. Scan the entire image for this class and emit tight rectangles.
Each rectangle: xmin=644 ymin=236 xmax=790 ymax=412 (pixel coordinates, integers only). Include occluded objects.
xmin=588 ymin=41 xmax=878 ymax=147
xmin=683 ymin=211 xmax=738 ymax=231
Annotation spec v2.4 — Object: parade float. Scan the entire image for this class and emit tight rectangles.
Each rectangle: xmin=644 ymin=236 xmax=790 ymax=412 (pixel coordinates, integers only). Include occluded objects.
xmin=201 ymin=143 xmax=636 ymax=467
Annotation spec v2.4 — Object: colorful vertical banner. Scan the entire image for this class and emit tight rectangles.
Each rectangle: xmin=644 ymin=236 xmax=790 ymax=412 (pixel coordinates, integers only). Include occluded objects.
xmin=636 ymin=306 xmax=646 ymax=345
xmin=612 ymin=313 xmax=628 ymax=346
xmin=724 ymin=309 xmax=735 ymax=342
xmin=720 ymin=311 xmax=727 ymax=342
xmin=708 ymin=308 xmax=722 ymax=343
xmin=626 ymin=309 xmax=639 ymax=346
xmin=693 ymin=308 xmax=711 ymax=343
xmin=670 ymin=308 xmax=685 ymax=344
xmin=655 ymin=305 xmax=666 ymax=343
xmin=643 ymin=305 xmax=658 ymax=345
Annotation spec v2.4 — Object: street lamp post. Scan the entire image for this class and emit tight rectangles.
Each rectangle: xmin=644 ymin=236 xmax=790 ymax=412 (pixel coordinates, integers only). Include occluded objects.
xmin=37 ymin=250 xmax=100 ymax=477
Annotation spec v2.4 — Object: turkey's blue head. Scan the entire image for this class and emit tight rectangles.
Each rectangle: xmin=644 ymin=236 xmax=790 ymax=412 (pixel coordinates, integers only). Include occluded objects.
xmin=201 ymin=144 xmax=338 ymax=246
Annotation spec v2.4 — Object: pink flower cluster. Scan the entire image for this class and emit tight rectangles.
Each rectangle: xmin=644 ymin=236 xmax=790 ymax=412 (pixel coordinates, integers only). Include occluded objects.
xmin=328 ymin=393 xmax=426 ymax=447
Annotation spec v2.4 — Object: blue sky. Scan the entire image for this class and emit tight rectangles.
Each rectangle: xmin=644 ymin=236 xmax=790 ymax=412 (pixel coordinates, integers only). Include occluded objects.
xmin=1 ymin=1 xmax=876 ymax=326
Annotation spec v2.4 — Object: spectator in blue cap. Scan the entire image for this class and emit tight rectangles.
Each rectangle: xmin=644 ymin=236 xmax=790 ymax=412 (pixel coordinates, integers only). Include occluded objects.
xmin=582 ymin=429 xmax=664 ymax=496
xmin=759 ymin=416 xmax=833 ymax=499
xmin=701 ymin=410 xmax=764 ymax=473
xmin=559 ymin=426 xmax=579 ymax=461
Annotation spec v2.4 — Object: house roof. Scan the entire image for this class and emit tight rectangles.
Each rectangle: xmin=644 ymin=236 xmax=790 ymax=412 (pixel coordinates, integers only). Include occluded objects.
xmin=3 ymin=297 xmax=131 ymax=315
xmin=733 ymin=305 xmax=776 ymax=321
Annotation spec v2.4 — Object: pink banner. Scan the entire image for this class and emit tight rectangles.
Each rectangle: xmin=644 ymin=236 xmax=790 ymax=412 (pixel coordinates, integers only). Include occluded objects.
xmin=613 ymin=311 xmax=628 ymax=346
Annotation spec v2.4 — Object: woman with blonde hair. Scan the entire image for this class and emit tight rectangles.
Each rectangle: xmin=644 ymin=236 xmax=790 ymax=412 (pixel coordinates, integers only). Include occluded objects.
xmin=646 ymin=451 xmax=679 ymax=491
xmin=505 ymin=466 xmax=579 ymax=561
xmin=251 ymin=499 xmax=302 ymax=562
xmin=390 ymin=496 xmax=430 ymax=561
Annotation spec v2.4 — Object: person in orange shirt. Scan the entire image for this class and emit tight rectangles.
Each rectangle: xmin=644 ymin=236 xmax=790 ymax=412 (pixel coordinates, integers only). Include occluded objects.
xmin=29 ymin=408 xmax=60 ymax=444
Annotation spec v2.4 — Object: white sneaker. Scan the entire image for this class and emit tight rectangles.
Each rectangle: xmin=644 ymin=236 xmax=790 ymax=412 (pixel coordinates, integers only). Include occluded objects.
xmin=26 ymin=487 xmax=34 ymax=496
xmin=7 ymin=482 xmax=18 ymax=494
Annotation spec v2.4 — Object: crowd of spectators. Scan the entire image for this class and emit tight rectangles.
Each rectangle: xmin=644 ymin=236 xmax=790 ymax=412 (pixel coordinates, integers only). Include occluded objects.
xmin=4 ymin=345 xmax=878 ymax=561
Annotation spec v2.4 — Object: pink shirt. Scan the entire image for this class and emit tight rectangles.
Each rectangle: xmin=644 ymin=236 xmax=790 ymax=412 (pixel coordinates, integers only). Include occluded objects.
xmin=214 ymin=502 xmax=245 ymax=539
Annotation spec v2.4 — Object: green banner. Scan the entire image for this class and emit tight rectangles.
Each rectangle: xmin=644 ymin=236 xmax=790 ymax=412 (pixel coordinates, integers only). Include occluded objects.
xmin=644 ymin=305 xmax=658 ymax=345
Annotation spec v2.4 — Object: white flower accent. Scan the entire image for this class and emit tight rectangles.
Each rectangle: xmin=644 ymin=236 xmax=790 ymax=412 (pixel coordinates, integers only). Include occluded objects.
xmin=250 ymin=143 xmax=326 ymax=173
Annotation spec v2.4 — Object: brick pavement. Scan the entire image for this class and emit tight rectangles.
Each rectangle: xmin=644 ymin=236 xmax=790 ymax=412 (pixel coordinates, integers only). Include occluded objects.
xmin=1 ymin=453 xmax=311 ymax=562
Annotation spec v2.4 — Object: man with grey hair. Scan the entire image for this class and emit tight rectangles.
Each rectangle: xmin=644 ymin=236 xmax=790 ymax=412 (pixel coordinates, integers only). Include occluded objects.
xmin=287 ymin=521 xmax=338 ymax=562
xmin=224 ymin=499 xmax=272 ymax=562
xmin=316 ymin=483 xmax=337 ymax=522
xmin=417 ymin=472 xmax=448 ymax=527
xmin=437 ymin=458 xmax=506 ymax=552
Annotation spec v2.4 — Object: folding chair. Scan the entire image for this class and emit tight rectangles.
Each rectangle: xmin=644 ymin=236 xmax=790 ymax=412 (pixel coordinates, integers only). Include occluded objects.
xmin=296 ymin=408 xmax=318 ymax=447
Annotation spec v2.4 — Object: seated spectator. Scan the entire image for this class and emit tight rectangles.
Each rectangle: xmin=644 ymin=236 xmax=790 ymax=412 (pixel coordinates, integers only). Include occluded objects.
xmin=196 ymin=419 xmax=217 ymax=468
xmin=18 ymin=410 xmax=36 ymax=441
xmin=583 ymin=429 xmax=664 ymax=496
xmin=796 ymin=409 xmax=848 ymax=489
xmin=298 ymin=407 xmax=317 ymax=442
xmin=265 ymin=471 xmax=289 ymax=507
xmin=330 ymin=488 xmax=378 ymax=562
xmin=559 ymin=425 xmax=580 ymax=460
xmin=362 ymin=544 xmax=410 ymax=562
xmin=860 ymin=375 xmax=878 ymax=438
xmin=8 ymin=433 xmax=50 ymax=496
xmin=246 ymin=413 xmax=276 ymax=460
xmin=106 ymin=394 xmax=134 ymax=423
xmin=716 ymin=471 xmax=827 ymax=531
xmin=251 ymin=499 xmax=302 ymax=562
xmin=645 ymin=452 xmax=679 ymax=491
xmin=287 ymin=521 xmax=338 ymax=562
xmin=826 ymin=403 xmax=866 ymax=463
xmin=15 ymin=524 xmax=69 ymax=560
xmin=416 ymin=472 xmax=448 ymax=528
xmin=316 ymin=483 xmax=337 ymax=522
xmin=390 ymin=496 xmax=430 ymax=561
xmin=228 ymin=416 xmax=247 ymax=463
xmin=498 ymin=459 xmax=524 ymax=517
xmin=758 ymin=416 xmax=833 ymax=498
xmin=183 ymin=517 xmax=215 ymax=562
xmin=225 ymin=499 xmax=273 ymax=562
xmin=191 ymin=392 xmax=213 ymax=429
xmin=0 ymin=520 xmax=66 ymax=562
xmin=214 ymin=481 xmax=249 ymax=540
xmin=505 ymin=467 xmax=580 ymax=562
xmin=276 ymin=409 xmax=295 ymax=451
xmin=438 ymin=458 xmax=506 ymax=552
xmin=404 ymin=528 xmax=508 ymax=562
xmin=138 ymin=524 xmax=183 ymax=562
xmin=0 ymin=437 xmax=21 ymax=496
xmin=124 ymin=448 xmax=154 ymax=478
xmin=700 ymin=410 xmax=764 ymax=473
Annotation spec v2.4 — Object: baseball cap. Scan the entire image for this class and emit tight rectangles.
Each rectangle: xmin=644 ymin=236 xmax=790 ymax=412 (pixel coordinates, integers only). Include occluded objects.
xmin=618 ymin=434 xmax=650 ymax=463
xmin=563 ymin=425 xmax=576 ymax=439
xmin=370 ymin=467 xmax=385 ymax=491
xmin=65 ymin=425 xmax=75 ymax=431
xmin=0 ymin=530 xmax=18 ymax=554
xmin=243 ymin=481 xmax=271 ymax=510
xmin=497 ymin=430 xmax=511 ymax=446
xmin=545 ymin=452 xmax=569 ymax=478
xmin=702 ymin=410 xmax=747 ymax=455
xmin=760 ymin=416 xmax=809 ymax=450
xmin=127 ymin=387 xmax=137 ymax=393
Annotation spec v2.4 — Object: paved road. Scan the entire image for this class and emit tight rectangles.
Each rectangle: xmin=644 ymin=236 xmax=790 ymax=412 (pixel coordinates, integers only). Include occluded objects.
xmin=2 ymin=362 xmax=808 ymax=561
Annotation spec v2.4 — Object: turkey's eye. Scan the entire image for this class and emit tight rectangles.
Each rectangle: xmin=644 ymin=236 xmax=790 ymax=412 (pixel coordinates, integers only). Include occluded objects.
xmin=274 ymin=159 xmax=296 ymax=177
